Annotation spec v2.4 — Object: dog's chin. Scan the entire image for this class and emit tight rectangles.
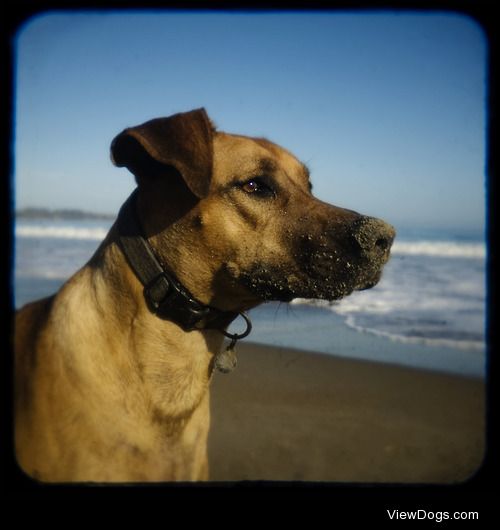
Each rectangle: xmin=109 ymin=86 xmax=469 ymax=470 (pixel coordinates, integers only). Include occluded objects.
xmin=235 ymin=262 xmax=385 ymax=304
xmin=236 ymin=268 xmax=381 ymax=305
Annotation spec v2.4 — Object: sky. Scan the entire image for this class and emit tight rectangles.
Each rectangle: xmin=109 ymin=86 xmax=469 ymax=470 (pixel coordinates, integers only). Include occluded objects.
xmin=14 ymin=10 xmax=487 ymax=232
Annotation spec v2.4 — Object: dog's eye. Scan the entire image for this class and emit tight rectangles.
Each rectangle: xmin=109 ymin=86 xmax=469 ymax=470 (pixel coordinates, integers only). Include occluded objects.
xmin=240 ymin=178 xmax=275 ymax=198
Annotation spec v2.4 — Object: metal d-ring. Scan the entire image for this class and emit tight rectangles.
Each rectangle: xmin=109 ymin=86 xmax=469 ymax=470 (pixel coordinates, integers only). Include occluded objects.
xmin=221 ymin=312 xmax=253 ymax=341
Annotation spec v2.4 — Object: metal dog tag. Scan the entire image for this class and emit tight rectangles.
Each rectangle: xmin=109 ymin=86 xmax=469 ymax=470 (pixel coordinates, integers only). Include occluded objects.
xmin=215 ymin=339 xmax=238 ymax=373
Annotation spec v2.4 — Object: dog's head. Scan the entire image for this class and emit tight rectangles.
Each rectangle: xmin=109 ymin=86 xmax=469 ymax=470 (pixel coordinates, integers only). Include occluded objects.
xmin=111 ymin=108 xmax=395 ymax=311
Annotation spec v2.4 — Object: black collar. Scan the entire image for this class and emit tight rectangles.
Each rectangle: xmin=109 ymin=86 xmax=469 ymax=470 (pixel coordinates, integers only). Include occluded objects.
xmin=116 ymin=190 xmax=247 ymax=335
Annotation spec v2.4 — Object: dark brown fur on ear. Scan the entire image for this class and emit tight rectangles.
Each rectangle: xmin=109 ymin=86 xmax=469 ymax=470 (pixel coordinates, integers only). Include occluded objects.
xmin=111 ymin=108 xmax=214 ymax=198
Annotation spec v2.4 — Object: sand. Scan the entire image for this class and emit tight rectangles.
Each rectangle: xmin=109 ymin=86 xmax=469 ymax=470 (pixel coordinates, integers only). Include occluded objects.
xmin=207 ymin=342 xmax=485 ymax=483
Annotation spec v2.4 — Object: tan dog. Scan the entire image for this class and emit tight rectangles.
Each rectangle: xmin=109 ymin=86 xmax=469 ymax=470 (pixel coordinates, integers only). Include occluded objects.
xmin=15 ymin=108 xmax=395 ymax=482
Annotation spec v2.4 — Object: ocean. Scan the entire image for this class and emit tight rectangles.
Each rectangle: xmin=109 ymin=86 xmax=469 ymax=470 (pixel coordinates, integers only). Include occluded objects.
xmin=13 ymin=218 xmax=487 ymax=378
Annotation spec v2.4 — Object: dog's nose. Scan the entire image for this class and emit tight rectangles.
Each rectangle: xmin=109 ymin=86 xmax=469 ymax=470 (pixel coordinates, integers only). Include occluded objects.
xmin=350 ymin=216 xmax=396 ymax=260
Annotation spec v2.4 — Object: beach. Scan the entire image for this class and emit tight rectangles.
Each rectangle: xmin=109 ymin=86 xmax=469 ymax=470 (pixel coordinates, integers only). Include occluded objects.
xmin=208 ymin=342 xmax=485 ymax=483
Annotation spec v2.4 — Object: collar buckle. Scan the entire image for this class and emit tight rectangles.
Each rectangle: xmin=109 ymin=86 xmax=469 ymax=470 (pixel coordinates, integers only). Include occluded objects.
xmin=144 ymin=271 xmax=211 ymax=331
xmin=143 ymin=272 xmax=171 ymax=312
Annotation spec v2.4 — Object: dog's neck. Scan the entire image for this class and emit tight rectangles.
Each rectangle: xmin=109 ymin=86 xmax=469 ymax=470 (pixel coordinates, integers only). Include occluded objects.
xmin=116 ymin=190 xmax=241 ymax=332
xmin=114 ymin=190 xmax=253 ymax=367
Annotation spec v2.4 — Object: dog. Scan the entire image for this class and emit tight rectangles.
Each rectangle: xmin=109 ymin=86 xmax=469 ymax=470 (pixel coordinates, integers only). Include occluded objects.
xmin=15 ymin=108 xmax=395 ymax=482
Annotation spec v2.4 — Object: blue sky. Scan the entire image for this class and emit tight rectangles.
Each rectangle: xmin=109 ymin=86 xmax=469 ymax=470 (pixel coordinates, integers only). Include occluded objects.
xmin=14 ymin=11 xmax=487 ymax=231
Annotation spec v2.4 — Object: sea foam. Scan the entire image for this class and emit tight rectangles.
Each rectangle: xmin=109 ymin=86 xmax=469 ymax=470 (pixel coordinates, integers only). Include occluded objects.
xmin=15 ymin=225 xmax=108 ymax=241
xmin=391 ymin=240 xmax=485 ymax=259
xmin=16 ymin=225 xmax=486 ymax=259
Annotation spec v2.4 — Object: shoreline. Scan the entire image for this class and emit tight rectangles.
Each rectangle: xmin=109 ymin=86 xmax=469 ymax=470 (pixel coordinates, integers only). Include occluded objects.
xmin=208 ymin=341 xmax=485 ymax=483
xmin=246 ymin=302 xmax=486 ymax=378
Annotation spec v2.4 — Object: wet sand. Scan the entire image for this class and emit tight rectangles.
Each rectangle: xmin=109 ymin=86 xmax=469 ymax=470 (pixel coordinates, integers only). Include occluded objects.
xmin=208 ymin=342 xmax=485 ymax=483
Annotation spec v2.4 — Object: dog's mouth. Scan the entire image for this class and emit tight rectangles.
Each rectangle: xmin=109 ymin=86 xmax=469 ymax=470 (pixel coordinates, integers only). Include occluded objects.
xmin=237 ymin=257 xmax=386 ymax=303
xmin=235 ymin=219 xmax=395 ymax=303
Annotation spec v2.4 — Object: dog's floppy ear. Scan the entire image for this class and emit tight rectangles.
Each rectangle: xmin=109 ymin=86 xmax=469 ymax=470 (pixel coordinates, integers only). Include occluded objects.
xmin=111 ymin=108 xmax=214 ymax=199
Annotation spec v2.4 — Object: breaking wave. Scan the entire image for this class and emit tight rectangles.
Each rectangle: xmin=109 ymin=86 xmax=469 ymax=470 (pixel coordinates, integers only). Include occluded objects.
xmin=15 ymin=225 xmax=108 ymax=241
xmin=16 ymin=225 xmax=485 ymax=259
xmin=391 ymin=240 xmax=485 ymax=259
